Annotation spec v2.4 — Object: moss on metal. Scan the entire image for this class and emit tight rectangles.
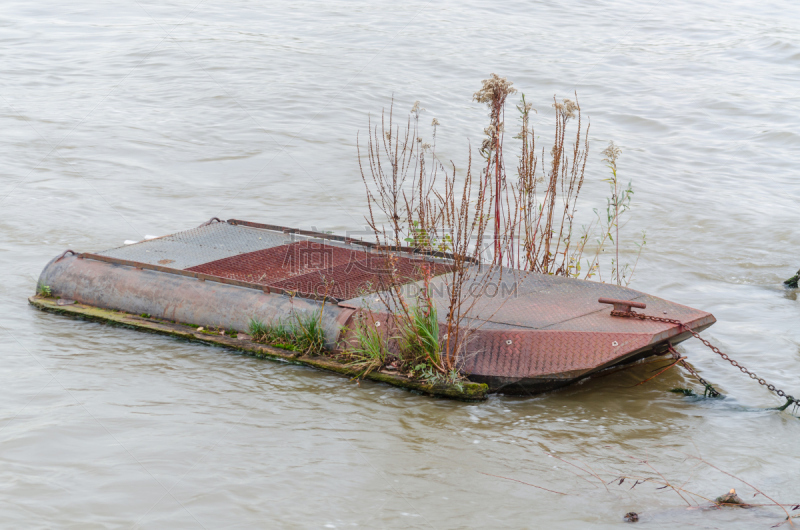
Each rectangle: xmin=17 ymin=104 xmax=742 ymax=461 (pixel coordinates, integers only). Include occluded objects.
xmin=28 ymin=296 xmax=488 ymax=401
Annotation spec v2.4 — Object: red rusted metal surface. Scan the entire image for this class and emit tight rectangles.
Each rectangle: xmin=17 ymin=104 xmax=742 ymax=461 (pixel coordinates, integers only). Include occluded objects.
xmin=270 ymin=254 xmax=455 ymax=300
xmin=344 ymin=308 xmax=714 ymax=394
xmin=460 ymin=329 xmax=654 ymax=378
xmin=340 ymin=266 xmax=716 ymax=393
xmin=186 ymin=241 xmax=370 ymax=286
xmin=186 ymin=242 xmax=455 ymax=301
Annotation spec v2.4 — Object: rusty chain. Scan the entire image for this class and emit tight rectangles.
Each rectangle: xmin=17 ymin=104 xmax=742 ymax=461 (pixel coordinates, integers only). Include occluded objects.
xmin=612 ymin=310 xmax=797 ymax=409
xmin=666 ymin=345 xmax=721 ymax=398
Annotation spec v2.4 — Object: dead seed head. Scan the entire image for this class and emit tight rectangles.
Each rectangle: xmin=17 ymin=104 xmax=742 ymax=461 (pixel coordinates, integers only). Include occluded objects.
xmin=473 ymin=74 xmax=517 ymax=106
xmin=431 ymin=118 xmax=440 ymax=127
xmin=553 ymin=98 xmax=579 ymax=119
xmin=602 ymin=141 xmax=621 ymax=166
xmin=483 ymin=123 xmax=505 ymax=138
xmin=411 ymin=101 xmax=425 ymax=117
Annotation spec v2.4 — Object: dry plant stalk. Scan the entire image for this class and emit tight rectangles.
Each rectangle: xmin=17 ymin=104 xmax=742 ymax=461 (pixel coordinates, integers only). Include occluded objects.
xmin=474 ymin=73 xmax=516 ymax=264
xmin=358 ymin=100 xmax=500 ymax=376
xmin=511 ymin=94 xmax=590 ymax=275
xmin=357 ymin=74 xmax=645 ymax=377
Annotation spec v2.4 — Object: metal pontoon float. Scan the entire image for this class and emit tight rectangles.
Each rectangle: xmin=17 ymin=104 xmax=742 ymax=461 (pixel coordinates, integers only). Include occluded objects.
xmin=30 ymin=218 xmax=715 ymax=400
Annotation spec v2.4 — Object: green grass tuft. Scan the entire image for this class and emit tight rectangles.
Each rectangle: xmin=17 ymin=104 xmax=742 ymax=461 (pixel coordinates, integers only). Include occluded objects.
xmin=399 ymin=303 xmax=441 ymax=369
xmin=292 ymin=311 xmax=326 ymax=355
xmin=248 ymin=311 xmax=326 ymax=355
xmin=346 ymin=315 xmax=389 ymax=376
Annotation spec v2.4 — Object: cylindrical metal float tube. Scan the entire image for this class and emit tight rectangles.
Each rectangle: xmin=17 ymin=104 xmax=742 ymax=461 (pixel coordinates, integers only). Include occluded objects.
xmin=37 ymin=254 xmax=351 ymax=348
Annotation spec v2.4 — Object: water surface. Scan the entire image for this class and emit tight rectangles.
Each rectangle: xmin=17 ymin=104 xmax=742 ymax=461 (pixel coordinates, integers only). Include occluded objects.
xmin=1 ymin=1 xmax=799 ymax=527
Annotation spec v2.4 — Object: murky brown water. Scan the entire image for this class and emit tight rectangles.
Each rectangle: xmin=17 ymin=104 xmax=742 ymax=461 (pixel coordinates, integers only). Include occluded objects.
xmin=2 ymin=1 xmax=799 ymax=527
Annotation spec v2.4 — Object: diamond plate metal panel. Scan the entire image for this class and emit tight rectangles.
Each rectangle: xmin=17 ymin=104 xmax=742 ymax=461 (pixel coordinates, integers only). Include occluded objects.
xmin=340 ymin=265 xmax=691 ymax=332
xmin=185 ymin=241 xmax=371 ymax=285
xmin=181 ymin=241 xmax=454 ymax=301
xmin=459 ymin=329 xmax=654 ymax=378
xmin=97 ymin=222 xmax=295 ymax=269
xmin=270 ymin=254 xmax=455 ymax=301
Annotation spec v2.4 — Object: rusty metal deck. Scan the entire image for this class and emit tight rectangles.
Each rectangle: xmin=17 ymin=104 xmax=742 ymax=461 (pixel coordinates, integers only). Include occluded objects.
xmin=38 ymin=218 xmax=717 ymax=395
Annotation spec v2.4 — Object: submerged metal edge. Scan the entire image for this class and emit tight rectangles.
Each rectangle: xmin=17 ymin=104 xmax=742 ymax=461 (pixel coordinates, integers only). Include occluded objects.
xmin=27 ymin=296 xmax=489 ymax=402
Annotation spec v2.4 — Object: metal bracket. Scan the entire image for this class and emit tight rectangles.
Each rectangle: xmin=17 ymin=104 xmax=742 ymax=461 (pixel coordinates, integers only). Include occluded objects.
xmin=598 ymin=297 xmax=646 ymax=312
xmin=55 ymin=249 xmax=77 ymax=262
xmin=198 ymin=217 xmax=223 ymax=227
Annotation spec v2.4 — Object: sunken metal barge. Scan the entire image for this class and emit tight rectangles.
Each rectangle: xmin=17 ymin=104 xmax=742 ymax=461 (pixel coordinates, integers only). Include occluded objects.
xmin=31 ymin=218 xmax=715 ymax=399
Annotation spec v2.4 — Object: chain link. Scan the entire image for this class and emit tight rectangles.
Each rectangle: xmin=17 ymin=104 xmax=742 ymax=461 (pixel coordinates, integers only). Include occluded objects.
xmin=612 ymin=310 xmax=797 ymax=406
xmin=666 ymin=345 xmax=721 ymax=397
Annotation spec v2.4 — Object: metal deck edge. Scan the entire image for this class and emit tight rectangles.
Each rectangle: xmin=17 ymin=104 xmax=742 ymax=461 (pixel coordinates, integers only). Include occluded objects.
xmin=28 ymin=296 xmax=488 ymax=401
xmin=77 ymin=252 xmax=341 ymax=303
xmin=227 ymin=219 xmax=474 ymax=263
